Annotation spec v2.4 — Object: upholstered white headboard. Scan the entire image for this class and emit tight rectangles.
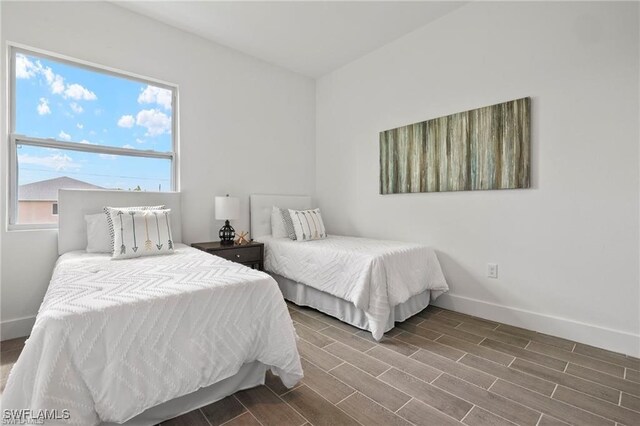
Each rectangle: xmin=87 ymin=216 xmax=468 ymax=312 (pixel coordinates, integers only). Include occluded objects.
xmin=58 ymin=189 xmax=182 ymax=255
xmin=250 ymin=194 xmax=312 ymax=239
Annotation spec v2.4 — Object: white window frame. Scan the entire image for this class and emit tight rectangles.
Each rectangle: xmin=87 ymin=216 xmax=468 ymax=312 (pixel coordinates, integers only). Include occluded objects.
xmin=7 ymin=44 xmax=179 ymax=230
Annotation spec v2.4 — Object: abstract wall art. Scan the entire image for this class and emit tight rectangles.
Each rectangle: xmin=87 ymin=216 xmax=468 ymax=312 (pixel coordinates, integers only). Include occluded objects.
xmin=380 ymin=97 xmax=530 ymax=194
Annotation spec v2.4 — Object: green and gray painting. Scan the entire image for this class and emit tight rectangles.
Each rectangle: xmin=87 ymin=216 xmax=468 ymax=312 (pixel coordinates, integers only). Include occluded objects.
xmin=380 ymin=97 xmax=530 ymax=194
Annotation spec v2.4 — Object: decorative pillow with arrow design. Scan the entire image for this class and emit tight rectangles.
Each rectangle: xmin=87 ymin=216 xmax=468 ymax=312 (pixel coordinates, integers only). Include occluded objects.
xmin=105 ymin=207 xmax=175 ymax=260
xmin=287 ymin=208 xmax=327 ymax=242
xmin=104 ymin=205 xmax=164 ymax=254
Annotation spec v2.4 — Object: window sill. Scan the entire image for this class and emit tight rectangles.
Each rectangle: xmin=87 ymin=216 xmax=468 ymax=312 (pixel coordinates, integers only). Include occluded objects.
xmin=7 ymin=223 xmax=58 ymax=232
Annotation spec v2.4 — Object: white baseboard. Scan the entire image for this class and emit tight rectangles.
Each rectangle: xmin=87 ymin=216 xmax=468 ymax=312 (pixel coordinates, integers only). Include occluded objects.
xmin=433 ymin=293 xmax=640 ymax=357
xmin=1 ymin=316 xmax=35 ymax=341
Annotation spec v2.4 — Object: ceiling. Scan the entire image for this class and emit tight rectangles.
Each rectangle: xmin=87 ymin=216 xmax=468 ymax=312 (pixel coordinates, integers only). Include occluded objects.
xmin=115 ymin=1 xmax=467 ymax=78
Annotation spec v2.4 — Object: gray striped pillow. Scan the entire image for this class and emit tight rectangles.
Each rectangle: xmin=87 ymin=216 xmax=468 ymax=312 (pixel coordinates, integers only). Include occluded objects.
xmin=288 ymin=208 xmax=326 ymax=241
xmin=280 ymin=208 xmax=297 ymax=240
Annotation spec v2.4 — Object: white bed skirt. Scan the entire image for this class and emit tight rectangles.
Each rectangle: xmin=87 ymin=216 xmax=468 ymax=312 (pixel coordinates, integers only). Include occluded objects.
xmin=100 ymin=362 xmax=267 ymax=426
xmin=271 ymin=273 xmax=431 ymax=334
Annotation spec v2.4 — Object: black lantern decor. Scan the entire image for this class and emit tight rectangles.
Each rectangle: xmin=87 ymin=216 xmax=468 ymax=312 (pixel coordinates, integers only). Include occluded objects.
xmin=218 ymin=220 xmax=235 ymax=245
xmin=215 ymin=194 xmax=240 ymax=246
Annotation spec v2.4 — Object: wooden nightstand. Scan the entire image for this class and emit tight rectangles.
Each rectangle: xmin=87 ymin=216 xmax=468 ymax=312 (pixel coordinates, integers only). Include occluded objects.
xmin=191 ymin=241 xmax=264 ymax=270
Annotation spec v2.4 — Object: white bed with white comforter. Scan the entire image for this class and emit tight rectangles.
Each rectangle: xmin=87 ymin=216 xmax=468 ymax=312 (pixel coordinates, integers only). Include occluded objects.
xmin=3 ymin=245 xmax=302 ymax=425
xmin=250 ymin=194 xmax=449 ymax=341
xmin=258 ymin=235 xmax=448 ymax=340
xmin=3 ymin=190 xmax=302 ymax=426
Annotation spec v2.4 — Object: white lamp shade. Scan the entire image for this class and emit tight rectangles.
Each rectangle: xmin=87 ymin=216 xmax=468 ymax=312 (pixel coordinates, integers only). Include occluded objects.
xmin=215 ymin=196 xmax=240 ymax=220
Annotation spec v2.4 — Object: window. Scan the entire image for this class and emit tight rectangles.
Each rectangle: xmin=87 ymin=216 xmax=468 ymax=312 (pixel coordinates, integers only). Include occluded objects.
xmin=9 ymin=46 xmax=177 ymax=228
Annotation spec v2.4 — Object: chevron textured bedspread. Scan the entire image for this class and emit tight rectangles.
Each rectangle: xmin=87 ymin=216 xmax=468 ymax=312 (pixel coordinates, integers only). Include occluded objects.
xmin=3 ymin=245 xmax=302 ymax=425
xmin=259 ymin=235 xmax=449 ymax=340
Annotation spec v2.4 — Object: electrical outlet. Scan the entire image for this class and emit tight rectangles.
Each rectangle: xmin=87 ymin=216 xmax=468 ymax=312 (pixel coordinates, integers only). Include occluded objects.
xmin=487 ymin=263 xmax=498 ymax=279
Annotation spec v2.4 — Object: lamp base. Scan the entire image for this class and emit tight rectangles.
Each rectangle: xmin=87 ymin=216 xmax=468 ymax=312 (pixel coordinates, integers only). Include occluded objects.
xmin=219 ymin=220 xmax=235 ymax=246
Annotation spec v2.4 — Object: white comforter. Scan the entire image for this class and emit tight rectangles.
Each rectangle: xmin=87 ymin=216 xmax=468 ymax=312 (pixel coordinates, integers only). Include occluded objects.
xmin=3 ymin=245 xmax=302 ymax=425
xmin=258 ymin=235 xmax=449 ymax=340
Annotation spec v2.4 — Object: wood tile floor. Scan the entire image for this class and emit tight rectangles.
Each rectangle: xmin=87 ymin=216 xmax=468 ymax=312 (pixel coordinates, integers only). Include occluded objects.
xmin=2 ymin=302 xmax=639 ymax=425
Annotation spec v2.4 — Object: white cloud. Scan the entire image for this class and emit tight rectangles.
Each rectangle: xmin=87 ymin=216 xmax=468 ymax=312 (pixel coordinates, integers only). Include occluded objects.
xmin=47 ymin=73 xmax=65 ymax=95
xmin=138 ymin=85 xmax=172 ymax=110
xmin=37 ymin=98 xmax=51 ymax=115
xmin=136 ymin=138 xmax=145 ymax=144
xmin=76 ymin=123 xmax=83 ymax=129
xmin=117 ymin=115 xmax=135 ymax=128
xmin=64 ymin=83 xmax=97 ymax=101
xmin=69 ymin=102 xmax=83 ymax=114
xmin=136 ymin=109 xmax=171 ymax=136
xmin=18 ymin=153 xmax=80 ymax=171
xmin=40 ymin=65 xmax=58 ymax=90
xmin=122 ymin=144 xmax=134 ymax=149
xmin=79 ymin=139 xmax=95 ymax=145
xmin=18 ymin=54 xmax=97 ymax=101
xmin=58 ymin=130 xmax=71 ymax=140
xmin=16 ymin=54 xmax=37 ymax=79
xmin=34 ymin=61 xmax=65 ymax=94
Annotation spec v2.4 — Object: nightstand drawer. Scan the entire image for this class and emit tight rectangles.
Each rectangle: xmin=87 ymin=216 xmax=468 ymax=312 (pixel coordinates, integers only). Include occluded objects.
xmin=213 ymin=246 xmax=262 ymax=263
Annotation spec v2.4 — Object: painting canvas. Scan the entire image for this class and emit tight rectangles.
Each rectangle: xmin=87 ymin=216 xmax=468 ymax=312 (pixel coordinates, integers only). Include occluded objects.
xmin=380 ymin=97 xmax=530 ymax=194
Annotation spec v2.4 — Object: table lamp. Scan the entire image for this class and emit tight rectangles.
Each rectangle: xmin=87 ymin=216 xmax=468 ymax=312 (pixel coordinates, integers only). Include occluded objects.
xmin=215 ymin=194 xmax=240 ymax=245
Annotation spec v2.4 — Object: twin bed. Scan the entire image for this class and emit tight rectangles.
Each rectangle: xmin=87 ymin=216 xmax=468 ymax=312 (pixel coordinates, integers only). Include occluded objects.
xmin=3 ymin=190 xmax=302 ymax=426
xmin=3 ymin=191 xmax=449 ymax=425
xmin=250 ymin=194 xmax=449 ymax=341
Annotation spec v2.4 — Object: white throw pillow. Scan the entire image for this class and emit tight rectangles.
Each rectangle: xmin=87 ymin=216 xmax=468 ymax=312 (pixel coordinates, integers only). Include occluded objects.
xmin=271 ymin=206 xmax=288 ymax=238
xmin=288 ymin=208 xmax=326 ymax=241
xmin=85 ymin=213 xmax=112 ymax=253
xmin=105 ymin=208 xmax=175 ymax=260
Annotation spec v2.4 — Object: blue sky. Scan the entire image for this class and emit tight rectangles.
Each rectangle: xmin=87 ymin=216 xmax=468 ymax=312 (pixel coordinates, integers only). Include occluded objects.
xmin=15 ymin=52 xmax=173 ymax=191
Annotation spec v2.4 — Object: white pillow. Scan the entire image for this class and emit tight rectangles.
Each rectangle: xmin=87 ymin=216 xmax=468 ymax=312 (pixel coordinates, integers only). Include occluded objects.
xmin=85 ymin=213 xmax=112 ymax=253
xmin=105 ymin=208 xmax=175 ymax=260
xmin=288 ymin=208 xmax=326 ymax=241
xmin=271 ymin=206 xmax=288 ymax=238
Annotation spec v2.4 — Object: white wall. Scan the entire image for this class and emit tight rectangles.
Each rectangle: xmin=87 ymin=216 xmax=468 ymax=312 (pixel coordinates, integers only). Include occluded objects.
xmin=316 ymin=2 xmax=639 ymax=355
xmin=0 ymin=1 xmax=315 ymax=338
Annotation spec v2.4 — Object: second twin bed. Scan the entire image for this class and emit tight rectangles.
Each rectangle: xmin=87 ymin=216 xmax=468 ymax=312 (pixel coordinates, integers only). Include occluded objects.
xmin=250 ymin=194 xmax=449 ymax=341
